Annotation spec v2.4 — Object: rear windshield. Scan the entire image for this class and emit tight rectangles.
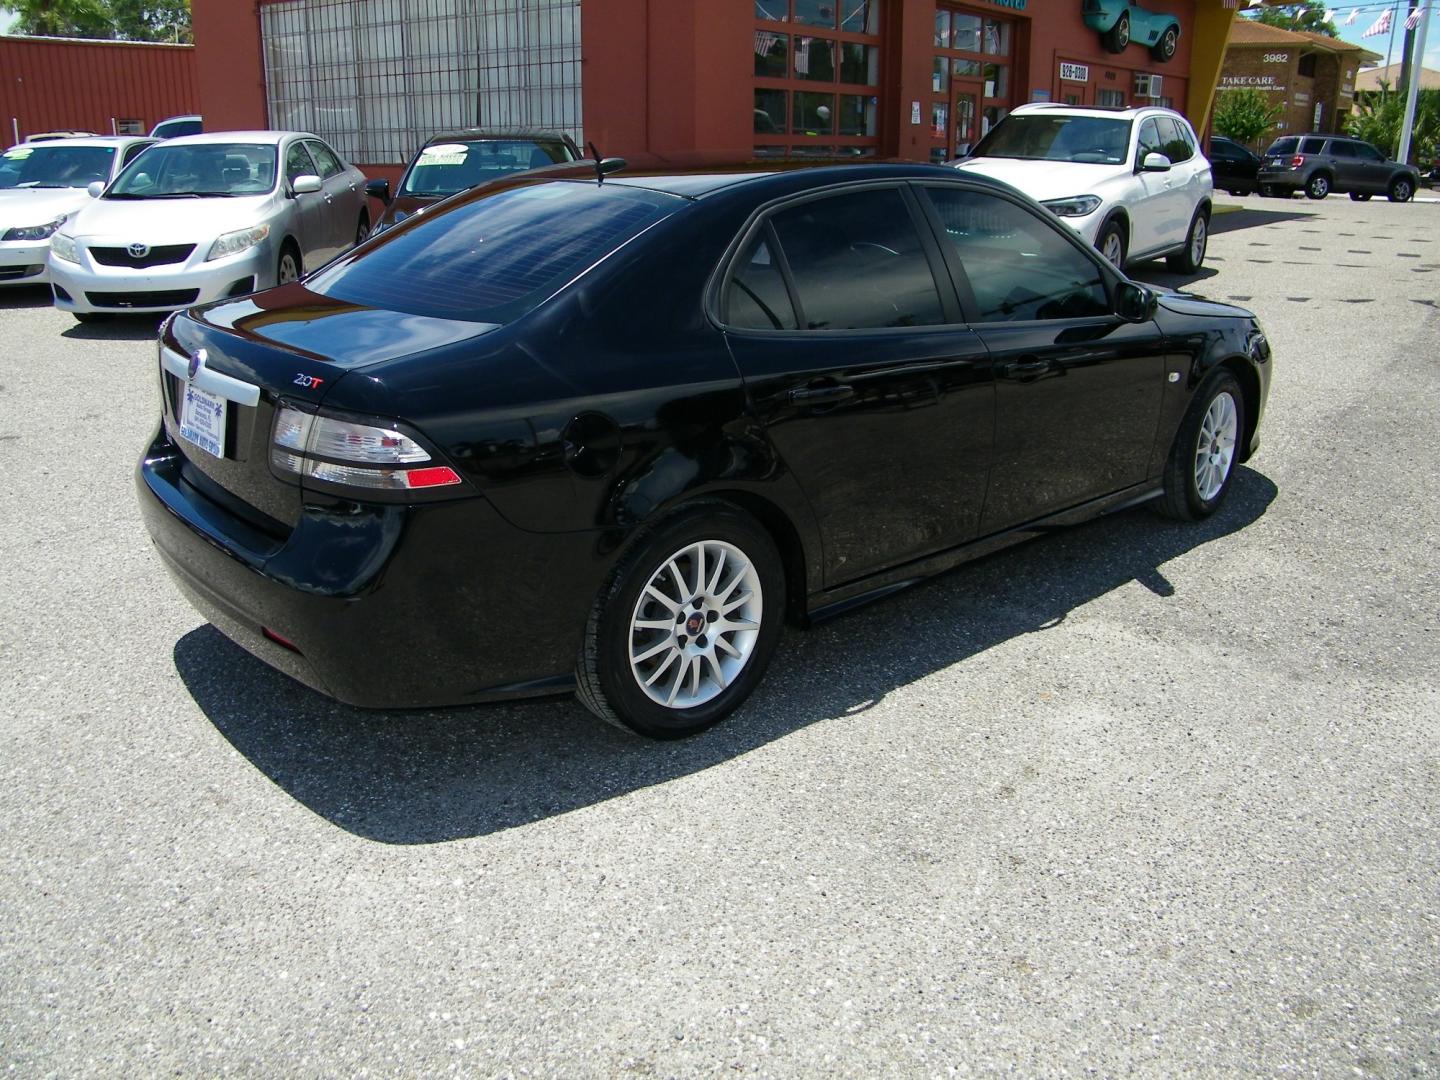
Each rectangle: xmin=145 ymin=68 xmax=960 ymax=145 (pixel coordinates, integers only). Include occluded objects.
xmin=308 ymin=180 xmax=683 ymax=324
xmin=1266 ymin=137 xmax=1299 ymax=155
xmin=0 ymin=144 xmax=115 ymax=189
xmin=400 ymin=139 xmax=575 ymax=196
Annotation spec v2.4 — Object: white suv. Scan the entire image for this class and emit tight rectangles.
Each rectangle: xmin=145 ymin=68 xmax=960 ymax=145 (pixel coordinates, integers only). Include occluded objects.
xmin=952 ymin=103 xmax=1213 ymax=273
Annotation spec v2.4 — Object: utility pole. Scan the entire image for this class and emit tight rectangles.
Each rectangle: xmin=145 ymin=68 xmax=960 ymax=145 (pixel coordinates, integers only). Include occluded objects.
xmin=1397 ymin=1 xmax=1417 ymax=94
xmin=1397 ymin=0 xmax=1432 ymax=166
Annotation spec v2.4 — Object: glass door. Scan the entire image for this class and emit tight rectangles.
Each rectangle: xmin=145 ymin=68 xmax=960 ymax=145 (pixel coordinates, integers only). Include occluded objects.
xmin=953 ymin=84 xmax=980 ymax=156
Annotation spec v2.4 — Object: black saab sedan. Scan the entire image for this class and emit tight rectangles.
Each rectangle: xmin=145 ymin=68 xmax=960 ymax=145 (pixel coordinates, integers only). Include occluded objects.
xmin=138 ymin=164 xmax=1272 ymax=738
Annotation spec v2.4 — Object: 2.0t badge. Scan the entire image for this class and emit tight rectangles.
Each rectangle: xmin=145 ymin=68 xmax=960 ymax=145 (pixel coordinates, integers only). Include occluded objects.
xmin=294 ymin=373 xmax=325 ymax=388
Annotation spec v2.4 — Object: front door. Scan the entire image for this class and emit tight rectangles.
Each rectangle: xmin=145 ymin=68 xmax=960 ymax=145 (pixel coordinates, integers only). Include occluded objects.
xmin=953 ymin=84 xmax=981 ymax=157
xmin=721 ymin=185 xmax=995 ymax=586
xmin=916 ymin=183 xmax=1167 ymax=531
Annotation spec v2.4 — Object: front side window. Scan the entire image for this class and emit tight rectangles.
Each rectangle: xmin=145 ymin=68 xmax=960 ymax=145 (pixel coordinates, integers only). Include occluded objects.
xmin=1327 ymin=141 xmax=1358 ymax=158
xmin=309 ymin=181 xmax=682 ymax=324
xmin=0 ymin=144 xmax=116 ymax=189
xmin=924 ymin=187 xmax=1109 ymax=323
xmin=1354 ymin=142 xmax=1385 ymax=161
xmin=285 ymin=142 xmax=317 ymax=183
xmin=1137 ymin=118 xmax=1165 ymax=162
xmin=766 ymin=188 xmax=944 ymax=330
xmin=107 ymin=143 xmax=278 ymax=198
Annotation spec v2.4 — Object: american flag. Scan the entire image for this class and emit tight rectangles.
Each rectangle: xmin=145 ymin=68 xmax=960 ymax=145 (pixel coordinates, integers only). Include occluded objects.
xmin=1361 ymin=8 xmax=1392 ymax=35
xmin=1322 ymin=7 xmax=1336 ymax=21
xmin=1404 ymin=6 xmax=1421 ymax=28
xmin=755 ymin=31 xmax=778 ymax=57
xmin=1344 ymin=6 xmax=1363 ymax=24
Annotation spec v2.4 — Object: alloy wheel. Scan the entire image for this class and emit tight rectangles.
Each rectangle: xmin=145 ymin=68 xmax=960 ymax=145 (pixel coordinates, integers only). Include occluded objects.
xmin=1195 ymin=391 xmax=1238 ymax=501
xmin=278 ymin=251 xmax=300 ymax=284
xmin=627 ymin=539 xmax=763 ymax=710
xmin=1102 ymin=230 xmax=1124 ymax=268
xmin=1190 ymin=214 xmax=1207 ymax=266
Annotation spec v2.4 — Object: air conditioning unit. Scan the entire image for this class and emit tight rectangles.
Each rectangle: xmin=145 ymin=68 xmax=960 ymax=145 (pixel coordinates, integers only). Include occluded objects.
xmin=1135 ymin=73 xmax=1163 ymax=98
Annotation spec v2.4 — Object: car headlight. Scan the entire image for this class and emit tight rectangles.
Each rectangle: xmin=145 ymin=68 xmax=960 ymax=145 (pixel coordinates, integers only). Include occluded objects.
xmin=206 ymin=223 xmax=271 ymax=262
xmin=1041 ymin=195 xmax=1103 ymax=218
xmin=49 ymin=231 xmax=80 ymax=263
xmin=3 ymin=218 xmax=66 ymax=242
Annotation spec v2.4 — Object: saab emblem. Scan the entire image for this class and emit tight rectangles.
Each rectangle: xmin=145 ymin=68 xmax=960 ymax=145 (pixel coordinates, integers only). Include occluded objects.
xmin=188 ymin=348 xmax=206 ymax=382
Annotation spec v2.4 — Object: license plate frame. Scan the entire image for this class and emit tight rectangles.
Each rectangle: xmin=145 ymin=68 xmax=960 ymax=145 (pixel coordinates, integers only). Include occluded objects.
xmin=179 ymin=382 xmax=228 ymax=459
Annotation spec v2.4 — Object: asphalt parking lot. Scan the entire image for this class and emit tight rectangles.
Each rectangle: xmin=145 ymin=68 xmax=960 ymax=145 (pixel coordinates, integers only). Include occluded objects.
xmin=2 ymin=191 xmax=1437 ymax=1077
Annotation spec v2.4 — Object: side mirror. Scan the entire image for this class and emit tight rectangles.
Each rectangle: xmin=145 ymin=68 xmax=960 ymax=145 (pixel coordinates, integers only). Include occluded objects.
xmin=364 ymin=177 xmax=390 ymax=202
xmin=1140 ymin=152 xmax=1172 ymax=173
xmin=292 ymin=174 xmax=323 ymax=195
xmin=1116 ymin=282 xmax=1157 ymax=323
xmin=87 ymin=181 xmax=105 ymax=198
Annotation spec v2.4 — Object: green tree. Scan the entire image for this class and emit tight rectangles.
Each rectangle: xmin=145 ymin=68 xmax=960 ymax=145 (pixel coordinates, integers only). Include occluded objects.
xmin=10 ymin=0 xmax=190 ymax=42
xmin=1213 ymin=88 xmax=1285 ymax=149
xmin=11 ymin=0 xmax=114 ymax=38
xmin=1348 ymin=88 xmax=1440 ymax=165
xmin=1248 ymin=2 xmax=1338 ymax=38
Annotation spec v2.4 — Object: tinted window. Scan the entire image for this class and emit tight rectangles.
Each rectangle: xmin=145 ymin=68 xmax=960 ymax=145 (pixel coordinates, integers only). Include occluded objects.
xmin=769 ymin=188 xmax=944 ymax=330
xmin=307 ymin=140 xmax=344 ymax=178
xmin=154 ymin=119 xmax=201 ymax=139
xmin=1137 ymin=118 xmax=1165 ymax=161
xmin=285 ymin=142 xmax=316 ymax=182
xmin=1354 ymin=142 xmax=1385 ymax=162
xmin=1301 ymin=137 xmax=1326 ymax=155
xmin=1155 ymin=117 xmax=1191 ymax=163
xmin=121 ymin=142 xmax=151 ymax=167
xmin=726 ymin=230 xmax=797 ymax=330
xmin=308 ymin=181 xmax=682 ymax=324
xmin=1327 ymin=141 xmax=1358 ymax=158
xmin=1209 ymin=141 xmax=1237 ymax=161
xmin=924 ymin=187 xmax=1110 ymax=323
xmin=1267 ymin=137 xmax=1299 ymax=155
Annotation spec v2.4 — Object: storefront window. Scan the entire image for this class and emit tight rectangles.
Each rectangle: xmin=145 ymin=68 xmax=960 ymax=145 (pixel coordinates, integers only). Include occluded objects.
xmin=754 ymin=0 xmax=883 ymax=159
xmin=982 ymin=19 xmax=1010 ymax=55
xmin=755 ymin=32 xmax=788 ymax=78
xmin=755 ymin=89 xmax=787 ymax=133
xmin=933 ymin=56 xmax=949 ymax=94
xmin=983 ymin=62 xmax=1007 ymax=99
xmin=953 ymin=13 xmax=982 ymax=52
xmin=934 ymin=10 xmax=950 ymax=47
xmin=953 ymin=57 xmax=982 ymax=79
xmin=795 ymin=36 xmax=835 ymax=80
xmin=931 ymin=102 xmax=949 ymax=139
xmin=932 ymin=5 xmax=1013 ymax=159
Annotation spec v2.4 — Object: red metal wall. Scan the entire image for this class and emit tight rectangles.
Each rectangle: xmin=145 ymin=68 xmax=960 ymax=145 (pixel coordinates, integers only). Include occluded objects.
xmin=0 ymin=34 xmax=197 ymax=144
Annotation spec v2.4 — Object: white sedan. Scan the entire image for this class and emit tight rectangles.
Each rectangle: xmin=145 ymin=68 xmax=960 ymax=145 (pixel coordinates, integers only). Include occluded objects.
xmin=0 ymin=135 xmax=157 ymax=288
xmin=48 ymin=130 xmax=369 ymax=321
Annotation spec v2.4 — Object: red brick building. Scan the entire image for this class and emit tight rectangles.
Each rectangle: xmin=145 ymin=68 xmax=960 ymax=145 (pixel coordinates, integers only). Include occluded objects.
xmin=1218 ymin=20 xmax=1378 ymax=145
xmin=192 ymin=0 xmax=1242 ymax=181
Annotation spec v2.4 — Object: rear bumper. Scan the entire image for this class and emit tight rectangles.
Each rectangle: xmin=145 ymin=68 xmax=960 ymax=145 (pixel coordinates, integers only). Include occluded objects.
xmin=137 ymin=427 xmax=606 ymax=708
xmin=1256 ymin=168 xmax=1302 ymax=189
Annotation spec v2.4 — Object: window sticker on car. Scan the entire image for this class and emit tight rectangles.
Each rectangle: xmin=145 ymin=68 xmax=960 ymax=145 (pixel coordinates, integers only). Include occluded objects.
xmin=418 ymin=143 xmax=468 ymax=166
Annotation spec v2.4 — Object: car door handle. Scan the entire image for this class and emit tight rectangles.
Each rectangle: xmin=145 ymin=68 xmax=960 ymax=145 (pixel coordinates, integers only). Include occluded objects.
xmin=788 ymin=382 xmax=855 ymax=405
xmin=998 ymin=358 xmax=1051 ymax=379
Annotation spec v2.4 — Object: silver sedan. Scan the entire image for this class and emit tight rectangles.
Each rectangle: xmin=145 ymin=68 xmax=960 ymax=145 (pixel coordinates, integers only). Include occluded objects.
xmin=48 ymin=130 xmax=370 ymax=321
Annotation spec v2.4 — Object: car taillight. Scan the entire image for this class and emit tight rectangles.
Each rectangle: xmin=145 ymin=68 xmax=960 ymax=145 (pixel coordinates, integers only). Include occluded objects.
xmin=270 ymin=406 xmax=464 ymax=496
xmin=1290 ymin=155 xmax=1305 ymax=167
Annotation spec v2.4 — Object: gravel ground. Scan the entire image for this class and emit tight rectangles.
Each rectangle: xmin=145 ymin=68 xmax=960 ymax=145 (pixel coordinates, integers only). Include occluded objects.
xmin=1 ymin=192 xmax=1436 ymax=1078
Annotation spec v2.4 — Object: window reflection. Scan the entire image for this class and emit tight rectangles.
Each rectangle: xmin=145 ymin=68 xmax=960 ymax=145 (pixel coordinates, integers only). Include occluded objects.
xmin=794 ymin=0 xmax=836 ymax=27
xmin=755 ymin=89 xmax=787 ymax=133
xmin=794 ymin=36 xmax=835 ymax=80
xmin=755 ymin=31 xmax=788 ymax=78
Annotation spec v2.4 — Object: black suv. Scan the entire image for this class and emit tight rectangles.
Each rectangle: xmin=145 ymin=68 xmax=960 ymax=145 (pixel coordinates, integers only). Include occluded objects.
xmin=1257 ymin=134 xmax=1420 ymax=202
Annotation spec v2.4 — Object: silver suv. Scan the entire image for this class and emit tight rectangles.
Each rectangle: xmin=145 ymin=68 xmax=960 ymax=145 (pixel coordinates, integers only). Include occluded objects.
xmin=1257 ymin=134 xmax=1420 ymax=202
xmin=952 ymin=103 xmax=1214 ymax=272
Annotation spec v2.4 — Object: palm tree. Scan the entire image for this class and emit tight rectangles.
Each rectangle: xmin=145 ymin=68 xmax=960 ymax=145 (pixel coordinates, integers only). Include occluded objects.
xmin=11 ymin=0 xmax=115 ymax=39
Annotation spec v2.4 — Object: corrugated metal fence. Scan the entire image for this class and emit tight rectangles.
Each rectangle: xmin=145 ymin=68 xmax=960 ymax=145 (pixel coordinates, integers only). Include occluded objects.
xmin=0 ymin=35 xmax=198 ymax=144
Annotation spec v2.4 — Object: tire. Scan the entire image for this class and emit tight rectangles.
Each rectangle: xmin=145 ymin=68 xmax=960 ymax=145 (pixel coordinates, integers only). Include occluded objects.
xmin=276 ymin=243 xmax=301 ymax=285
xmin=1388 ymin=176 xmax=1414 ymax=203
xmin=1151 ymin=25 xmax=1178 ymax=62
xmin=1349 ymin=192 xmax=1372 ymax=201
xmin=1305 ymin=173 xmax=1331 ymax=199
xmin=1258 ymin=183 xmax=1275 ymax=197
xmin=1103 ymin=11 xmax=1130 ymax=53
xmin=1166 ymin=207 xmax=1209 ymax=273
xmin=1153 ymin=369 xmax=1245 ymax=521
xmin=576 ymin=503 xmax=785 ymax=738
xmin=355 ymin=213 xmax=370 ymax=245
xmin=1096 ymin=218 xmax=1127 ymax=269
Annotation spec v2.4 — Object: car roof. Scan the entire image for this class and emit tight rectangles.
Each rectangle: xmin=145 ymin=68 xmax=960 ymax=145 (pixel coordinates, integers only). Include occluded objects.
xmin=155 ymin=130 xmax=314 ymax=146
xmin=6 ymin=135 xmax=153 ymax=150
xmin=1010 ymin=102 xmax=1188 ymax=122
xmin=602 ymin=163 xmax=1019 ymax=199
xmin=422 ymin=129 xmax=574 ymax=145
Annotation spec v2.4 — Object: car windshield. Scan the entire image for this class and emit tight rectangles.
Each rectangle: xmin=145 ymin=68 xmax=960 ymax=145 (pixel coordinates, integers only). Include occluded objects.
xmin=399 ymin=140 xmax=574 ymax=197
xmin=971 ymin=115 xmax=1133 ymax=164
xmin=0 ymin=145 xmax=116 ymax=189
xmin=309 ymin=180 xmax=682 ymax=324
xmin=105 ymin=143 xmax=277 ymax=198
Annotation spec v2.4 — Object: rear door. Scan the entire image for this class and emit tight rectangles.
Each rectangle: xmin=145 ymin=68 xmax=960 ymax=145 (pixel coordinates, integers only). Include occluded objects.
xmin=721 ymin=183 xmax=995 ymax=587
xmin=916 ymin=183 xmax=1167 ymax=531
xmin=306 ymin=138 xmax=360 ymax=257
xmin=282 ymin=140 xmax=328 ymax=272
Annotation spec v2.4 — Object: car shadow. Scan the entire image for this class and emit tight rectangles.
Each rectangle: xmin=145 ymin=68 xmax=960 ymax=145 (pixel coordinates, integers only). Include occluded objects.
xmin=0 ymin=284 xmax=55 ymax=309
xmin=1208 ymin=205 xmax=1315 ymax=235
xmin=1130 ymin=264 xmax=1220 ymax=291
xmin=60 ymin=314 xmax=166 ymax=341
xmin=174 ymin=466 xmax=1277 ymax=845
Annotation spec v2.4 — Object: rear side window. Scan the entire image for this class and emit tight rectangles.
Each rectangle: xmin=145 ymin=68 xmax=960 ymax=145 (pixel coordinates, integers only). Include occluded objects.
xmin=726 ymin=231 xmax=798 ymax=330
xmin=1301 ymin=137 xmax=1325 ymax=154
xmin=306 ymin=140 xmax=344 ymax=178
xmin=766 ymin=188 xmax=944 ymax=330
xmin=308 ymin=181 xmax=682 ymax=324
xmin=924 ymin=187 xmax=1109 ymax=323
xmin=1155 ymin=117 xmax=1192 ymax=163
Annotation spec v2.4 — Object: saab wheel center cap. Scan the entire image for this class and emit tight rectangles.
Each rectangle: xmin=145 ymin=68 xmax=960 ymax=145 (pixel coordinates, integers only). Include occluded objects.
xmin=685 ymin=612 xmax=705 ymax=636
